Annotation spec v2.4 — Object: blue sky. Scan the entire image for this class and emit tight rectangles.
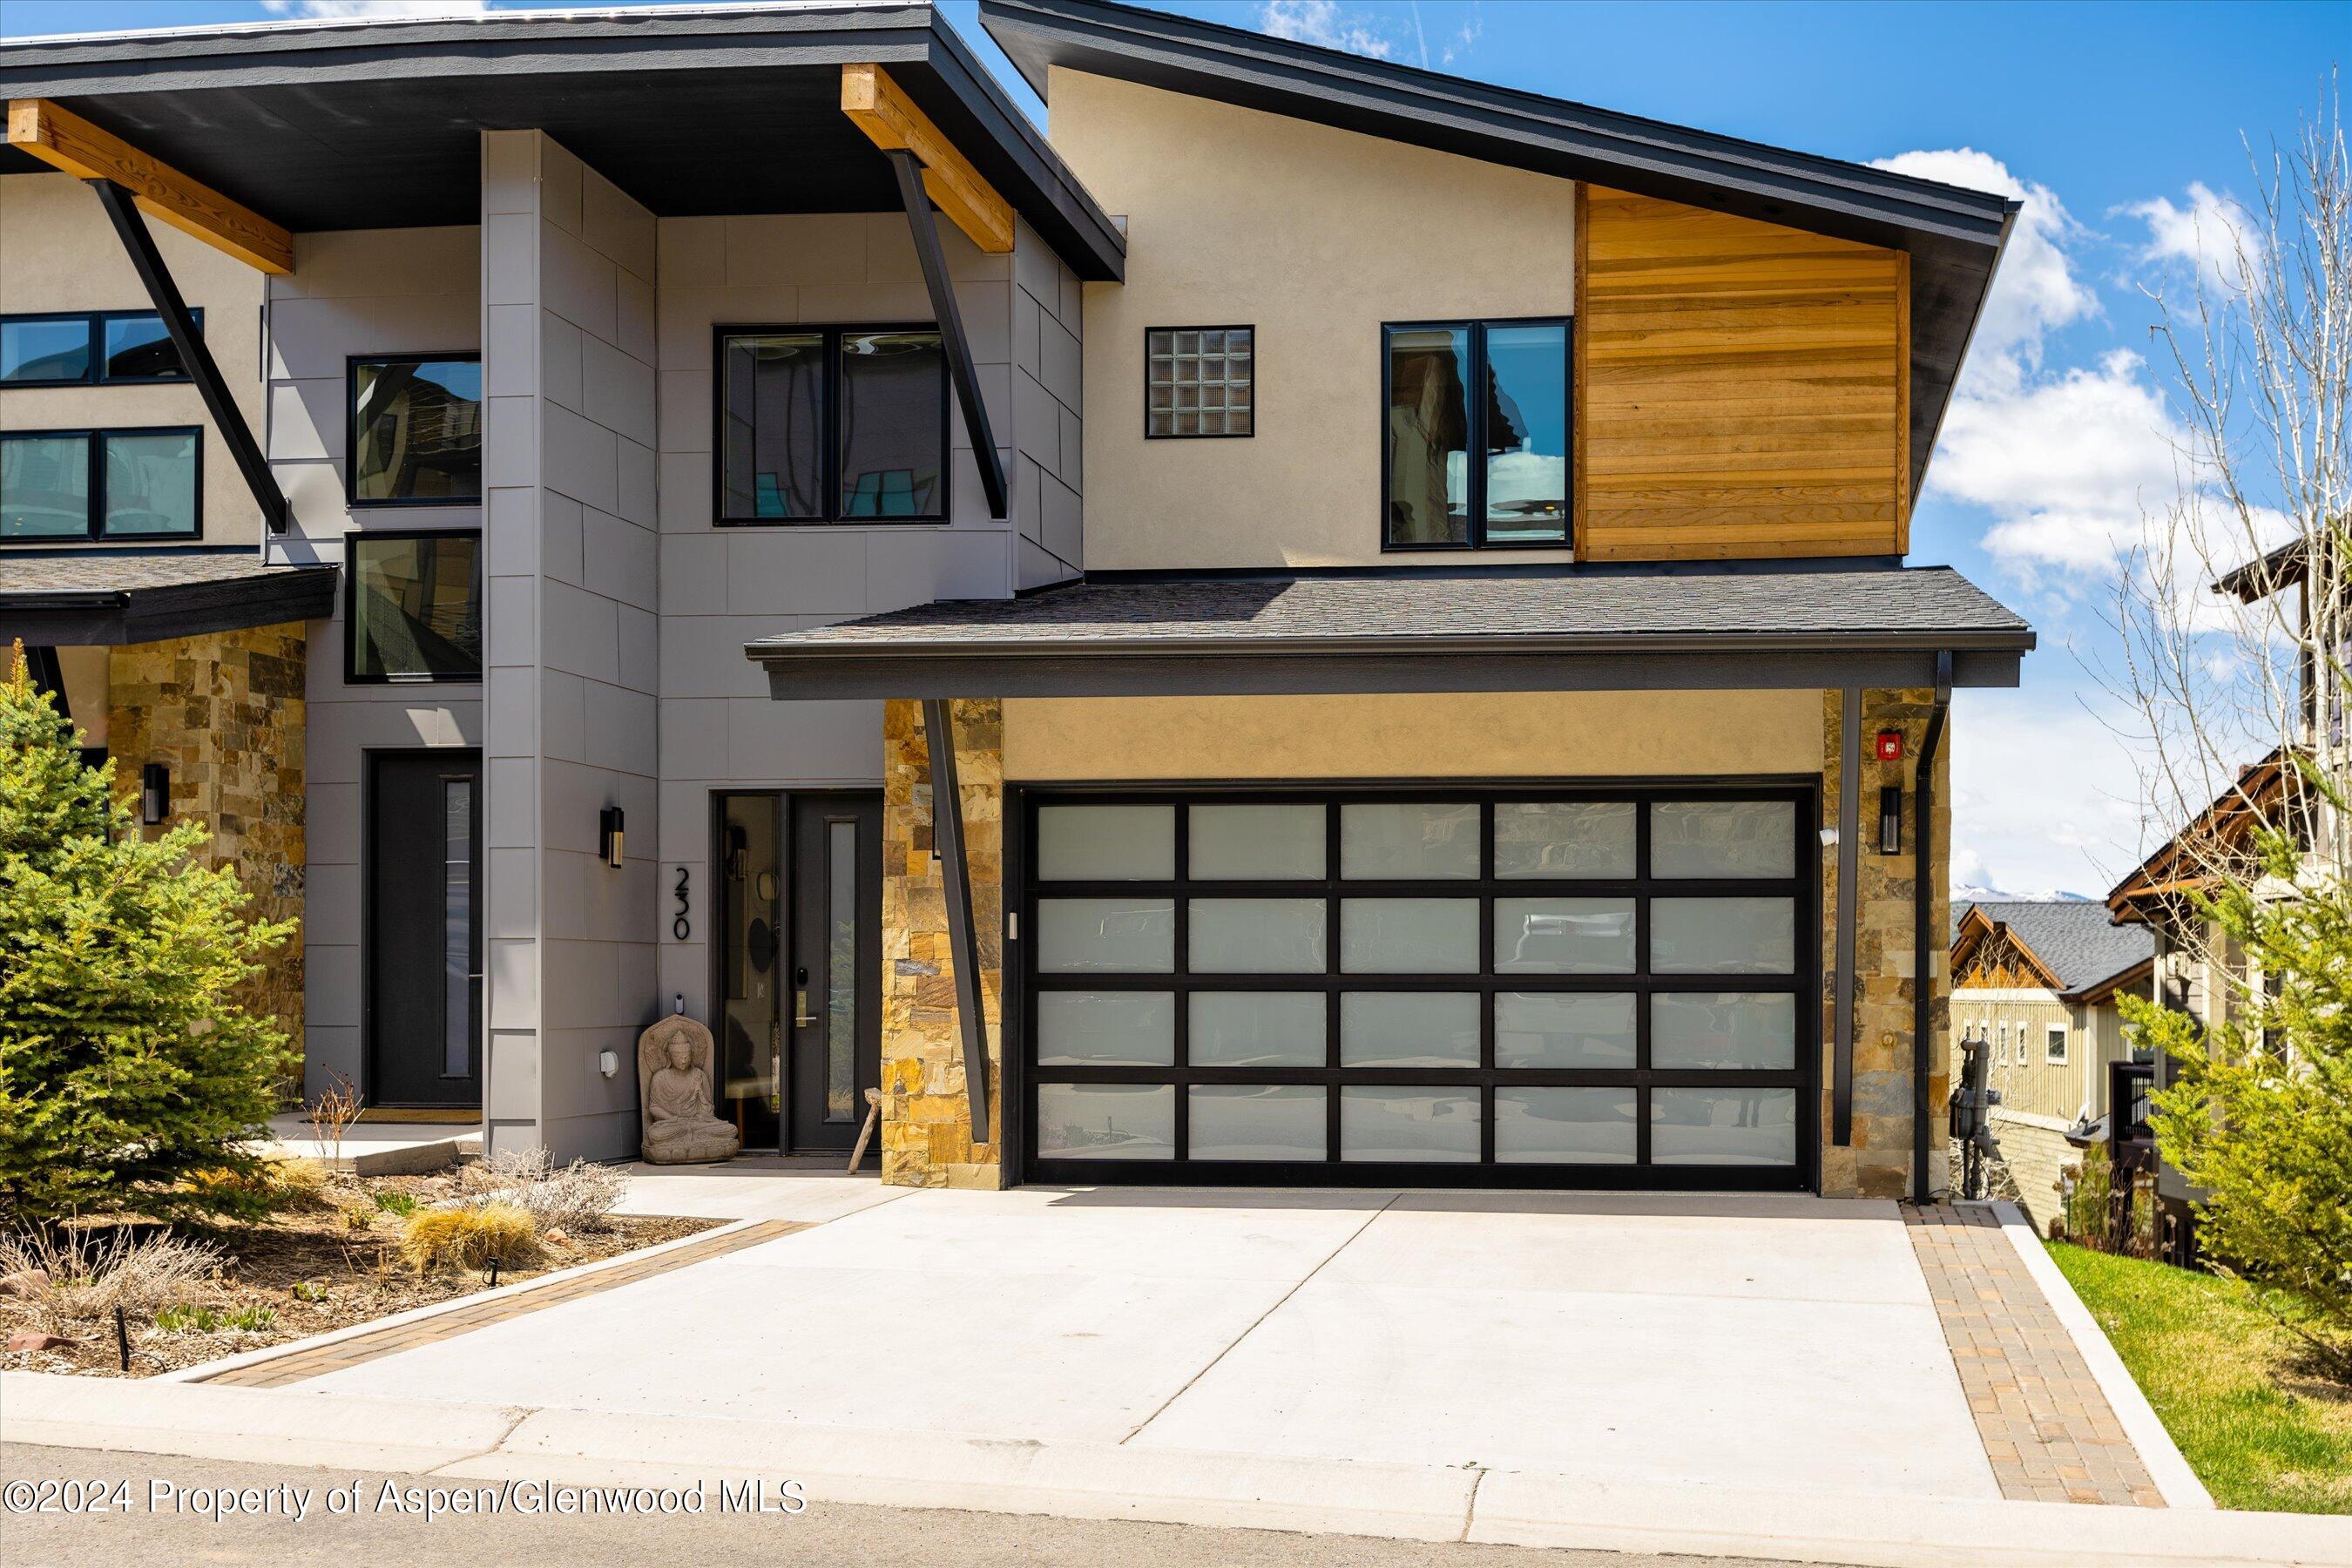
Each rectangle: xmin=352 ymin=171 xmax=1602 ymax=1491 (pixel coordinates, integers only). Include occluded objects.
xmin=6 ymin=0 xmax=2342 ymax=896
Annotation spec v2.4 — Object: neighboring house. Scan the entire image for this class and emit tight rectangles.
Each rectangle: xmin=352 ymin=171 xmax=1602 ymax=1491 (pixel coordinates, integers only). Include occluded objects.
xmin=1949 ymin=901 xmax=2153 ymax=1228
xmin=0 ymin=0 xmax=2034 ymax=1202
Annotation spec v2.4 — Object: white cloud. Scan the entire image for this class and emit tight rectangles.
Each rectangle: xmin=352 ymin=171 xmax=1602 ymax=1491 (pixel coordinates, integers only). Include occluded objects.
xmin=260 ymin=0 xmax=490 ymax=17
xmin=2121 ymin=181 xmax=2258 ymax=290
xmin=1256 ymin=0 xmax=1394 ymax=58
xmin=1950 ymin=685 xmax=2147 ymax=900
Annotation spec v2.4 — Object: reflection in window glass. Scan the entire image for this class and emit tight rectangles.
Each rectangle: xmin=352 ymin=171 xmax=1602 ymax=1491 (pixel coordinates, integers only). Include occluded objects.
xmin=101 ymin=431 xmax=198 ymax=537
xmin=1481 ymin=323 xmax=1567 ymax=543
xmin=0 ymin=433 xmax=91 ymax=537
xmin=1494 ymin=801 xmax=1635 ymax=878
xmin=1036 ymin=898 xmax=1176 ymax=973
xmin=1384 ymin=325 xmax=1470 ymax=545
xmin=1037 ymin=1084 xmax=1174 ymax=1159
xmin=839 ymin=330 xmax=944 ymax=517
xmin=1652 ymin=992 xmax=1797 ymax=1070
xmin=1494 ymin=991 xmax=1637 ymax=1068
xmin=348 ymin=533 xmax=482 ymax=680
xmin=352 ymin=357 xmax=483 ymax=503
xmin=1189 ymin=991 xmax=1324 ymax=1066
xmin=721 ymin=333 xmax=822 ymax=519
xmin=1651 ymin=1087 xmax=1797 ymax=1166
xmin=1190 ymin=803 xmax=1325 ymax=880
xmin=1494 ymin=896 xmax=1636 ymax=973
xmin=1651 ymin=897 xmax=1795 ymax=974
xmin=1341 ymin=897 xmax=1479 ymax=973
xmin=1189 ymin=898 xmax=1327 ymax=973
xmin=1342 ymin=1086 xmax=1480 ymax=1161
xmin=1496 ymin=1086 xmax=1637 ymax=1163
xmin=1651 ymin=801 xmax=1797 ymax=878
xmin=1190 ymin=1085 xmax=1323 ymax=1159
xmin=1341 ymin=991 xmax=1477 ymax=1067
xmin=1341 ymin=801 xmax=1478 ymax=879
xmin=1036 ymin=991 xmax=1175 ymax=1066
xmin=101 ymin=314 xmax=186 ymax=381
xmin=0 ymin=318 xmax=91 ymax=383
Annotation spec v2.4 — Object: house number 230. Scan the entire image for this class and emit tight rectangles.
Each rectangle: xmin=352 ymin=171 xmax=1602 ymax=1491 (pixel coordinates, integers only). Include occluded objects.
xmin=672 ymin=867 xmax=691 ymax=941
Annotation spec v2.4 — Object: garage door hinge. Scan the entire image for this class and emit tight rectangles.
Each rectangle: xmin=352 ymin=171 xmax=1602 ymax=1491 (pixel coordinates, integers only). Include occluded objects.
xmin=1006 ymin=910 xmax=1018 ymax=941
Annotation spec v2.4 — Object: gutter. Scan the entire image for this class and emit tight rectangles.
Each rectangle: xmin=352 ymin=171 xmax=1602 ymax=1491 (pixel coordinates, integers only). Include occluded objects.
xmin=748 ymin=626 xmax=2038 ymax=664
xmin=1913 ymin=649 xmax=1952 ymax=1205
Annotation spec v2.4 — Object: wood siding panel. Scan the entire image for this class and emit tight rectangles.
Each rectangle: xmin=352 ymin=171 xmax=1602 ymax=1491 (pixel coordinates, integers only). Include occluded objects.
xmin=1577 ymin=186 xmax=1908 ymax=561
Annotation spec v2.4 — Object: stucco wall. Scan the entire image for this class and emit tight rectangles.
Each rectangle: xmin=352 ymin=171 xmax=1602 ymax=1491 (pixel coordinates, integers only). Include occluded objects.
xmin=0 ymin=172 xmax=267 ymax=546
xmin=1045 ymin=69 xmax=1577 ymax=571
xmin=262 ymin=224 xmax=482 ymax=1099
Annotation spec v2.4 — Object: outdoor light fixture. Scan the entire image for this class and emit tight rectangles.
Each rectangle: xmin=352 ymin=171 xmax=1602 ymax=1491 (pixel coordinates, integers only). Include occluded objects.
xmin=139 ymin=762 xmax=170 ymax=826
xmin=598 ymin=806 xmax=625 ymax=868
xmin=1877 ymin=785 xmax=1904 ymax=855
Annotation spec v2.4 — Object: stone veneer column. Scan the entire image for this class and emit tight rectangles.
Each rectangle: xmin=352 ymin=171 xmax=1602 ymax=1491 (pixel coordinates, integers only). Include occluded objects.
xmin=880 ymin=699 xmax=1004 ymax=1188
xmin=107 ymin=625 xmax=309 ymax=1068
xmin=1819 ymin=686 xmax=1950 ymax=1200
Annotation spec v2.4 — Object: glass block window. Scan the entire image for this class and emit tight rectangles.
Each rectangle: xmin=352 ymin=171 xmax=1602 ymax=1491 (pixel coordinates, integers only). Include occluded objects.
xmin=1146 ymin=326 xmax=1254 ymax=438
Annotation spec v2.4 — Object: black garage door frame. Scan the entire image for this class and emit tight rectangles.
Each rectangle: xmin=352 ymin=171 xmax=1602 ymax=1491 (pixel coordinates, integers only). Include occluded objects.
xmin=1003 ymin=777 xmax=1821 ymax=1191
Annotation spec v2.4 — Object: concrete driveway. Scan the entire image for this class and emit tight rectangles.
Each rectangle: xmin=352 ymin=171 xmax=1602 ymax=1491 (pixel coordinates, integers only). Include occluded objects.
xmin=291 ymin=1185 xmax=1998 ymax=1502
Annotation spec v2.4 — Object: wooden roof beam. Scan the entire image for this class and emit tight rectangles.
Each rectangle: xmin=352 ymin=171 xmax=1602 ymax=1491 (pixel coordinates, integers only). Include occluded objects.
xmin=841 ymin=64 xmax=1015 ymax=255
xmin=7 ymin=98 xmax=293 ymax=274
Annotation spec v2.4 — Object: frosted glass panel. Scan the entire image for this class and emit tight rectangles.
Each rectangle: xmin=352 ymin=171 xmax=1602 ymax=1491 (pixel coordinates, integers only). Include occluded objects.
xmin=1340 ymin=898 xmax=1478 ymax=973
xmin=1189 ymin=898 xmax=1327 ymax=972
xmin=1342 ymin=1087 xmax=1480 ymax=1161
xmin=1036 ymin=1084 xmax=1175 ymax=1159
xmin=1036 ymin=991 xmax=1176 ymax=1066
xmin=1037 ymin=805 xmax=1175 ymax=881
xmin=1189 ymin=1085 xmax=1327 ymax=1160
xmin=1341 ymin=991 xmax=1477 ymax=1066
xmin=1493 ymin=801 xmax=1634 ymax=878
xmin=1341 ymin=802 xmax=1478 ymax=879
xmin=1651 ymin=897 xmax=1794 ymax=974
xmin=1650 ymin=801 xmax=1796 ymax=878
xmin=1494 ymin=897 xmax=1635 ymax=973
xmin=1496 ymin=1087 xmax=1638 ymax=1163
xmin=1190 ymin=804 xmax=1325 ymax=879
xmin=1652 ymin=992 xmax=1797 ymax=1069
xmin=1494 ymin=991 xmax=1636 ymax=1069
xmin=1037 ymin=898 xmax=1175 ymax=973
xmin=1651 ymin=1086 xmax=1798 ymax=1165
xmin=1190 ymin=991 xmax=1325 ymax=1066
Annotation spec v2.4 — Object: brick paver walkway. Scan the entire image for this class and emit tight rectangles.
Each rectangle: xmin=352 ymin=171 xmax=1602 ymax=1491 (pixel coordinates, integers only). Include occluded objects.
xmin=1904 ymin=1203 xmax=2163 ymax=1507
xmin=199 ymin=1218 xmax=808 ymax=1389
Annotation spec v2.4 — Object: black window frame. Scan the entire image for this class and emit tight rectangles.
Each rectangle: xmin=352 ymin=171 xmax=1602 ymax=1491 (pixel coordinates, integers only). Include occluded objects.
xmin=0 ymin=308 xmax=203 ymax=389
xmin=0 ymin=425 xmax=205 ymax=544
xmin=1008 ymin=781 xmax=1819 ymax=1192
xmin=342 ymin=526 xmax=484 ymax=686
xmin=1380 ymin=315 xmax=1572 ymax=553
xmin=344 ymin=352 xmax=486 ymax=510
xmin=711 ymin=322 xmax=952 ymax=526
xmin=1143 ymin=323 xmax=1256 ymax=440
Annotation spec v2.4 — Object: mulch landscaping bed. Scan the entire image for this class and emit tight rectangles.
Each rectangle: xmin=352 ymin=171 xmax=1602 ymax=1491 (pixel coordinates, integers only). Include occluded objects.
xmin=1 ymin=1167 xmax=715 ymax=1380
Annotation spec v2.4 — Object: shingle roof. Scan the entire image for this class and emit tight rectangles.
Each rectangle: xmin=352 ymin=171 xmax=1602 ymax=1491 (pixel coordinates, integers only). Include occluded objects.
xmin=0 ymin=551 xmax=326 ymax=597
xmin=752 ymin=565 xmax=2031 ymax=653
xmin=1958 ymin=900 xmax=2153 ymax=995
xmin=0 ymin=549 xmax=338 ymax=644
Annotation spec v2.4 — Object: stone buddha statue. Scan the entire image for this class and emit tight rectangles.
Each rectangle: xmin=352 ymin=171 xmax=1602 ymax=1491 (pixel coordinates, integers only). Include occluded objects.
xmin=638 ymin=1012 xmax=740 ymax=1165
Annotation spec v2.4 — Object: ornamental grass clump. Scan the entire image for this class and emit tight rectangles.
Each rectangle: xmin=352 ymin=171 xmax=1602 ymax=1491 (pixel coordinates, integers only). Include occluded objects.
xmin=0 ymin=645 xmax=297 ymax=1227
xmin=0 ymin=1228 xmax=226 ymax=1330
xmin=398 ymin=1203 xmax=538 ymax=1274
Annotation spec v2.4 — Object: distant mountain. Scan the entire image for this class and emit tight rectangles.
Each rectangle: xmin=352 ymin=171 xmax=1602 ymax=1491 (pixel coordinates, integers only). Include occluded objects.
xmin=1952 ymin=885 xmax=2093 ymax=905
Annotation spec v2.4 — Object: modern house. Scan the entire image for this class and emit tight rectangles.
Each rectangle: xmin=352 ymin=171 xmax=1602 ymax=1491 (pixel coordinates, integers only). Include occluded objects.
xmin=0 ymin=0 xmax=2032 ymax=1200
xmin=1949 ymin=900 xmax=2153 ymax=1227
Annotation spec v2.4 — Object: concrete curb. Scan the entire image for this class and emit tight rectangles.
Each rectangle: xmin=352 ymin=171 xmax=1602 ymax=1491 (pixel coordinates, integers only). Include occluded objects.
xmin=159 ymin=1215 xmax=764 ymax=1385
xmin=6 ymin=1373 xmax=2343 ymax=1565
xmin=1990 ymin=1200 xmax=2215 ymax=1510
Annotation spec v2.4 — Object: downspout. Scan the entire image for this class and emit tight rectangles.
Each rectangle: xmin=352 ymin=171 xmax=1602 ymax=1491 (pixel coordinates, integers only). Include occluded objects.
xmin=1913 ymin=651 xmax=1953 ymax=1205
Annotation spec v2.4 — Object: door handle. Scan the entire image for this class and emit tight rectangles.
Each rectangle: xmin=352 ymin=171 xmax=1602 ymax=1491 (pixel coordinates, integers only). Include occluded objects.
xmin=794 ymin=987 xmax=816 ymax=1027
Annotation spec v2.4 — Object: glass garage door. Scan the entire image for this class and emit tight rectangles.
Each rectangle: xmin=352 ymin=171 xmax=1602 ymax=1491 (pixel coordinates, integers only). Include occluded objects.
xmin=1018 ymin=789 xmax=1816 ymax=1189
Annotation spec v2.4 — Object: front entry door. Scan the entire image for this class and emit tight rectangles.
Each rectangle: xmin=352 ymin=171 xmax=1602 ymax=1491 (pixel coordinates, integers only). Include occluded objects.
xmin=367 ymin=750 xmax=482 ymax=1108
xmin=715 ymin=792 xmax=881 ymax=1152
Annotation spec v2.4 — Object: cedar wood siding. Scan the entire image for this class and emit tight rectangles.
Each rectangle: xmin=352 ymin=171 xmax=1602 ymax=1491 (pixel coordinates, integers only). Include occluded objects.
xmin=1576 ymin=185 xmax=1910 ymax=561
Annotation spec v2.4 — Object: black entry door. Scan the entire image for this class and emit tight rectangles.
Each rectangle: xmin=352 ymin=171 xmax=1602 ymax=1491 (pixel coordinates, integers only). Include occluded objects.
xmin=368 ymin=750 xmax=482 ymax=1108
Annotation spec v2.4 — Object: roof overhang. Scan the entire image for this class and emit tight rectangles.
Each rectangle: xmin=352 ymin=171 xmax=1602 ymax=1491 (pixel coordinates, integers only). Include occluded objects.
xmin=2066 ymin=955 xmax=2154 ymax=1007
xmin=0 ymin=2 xmax=1125 ymax=281
xmin=980 ymin=0 xmax=2018 ymax=504
xmin=0 ymin=551 xmax=338 ymax=645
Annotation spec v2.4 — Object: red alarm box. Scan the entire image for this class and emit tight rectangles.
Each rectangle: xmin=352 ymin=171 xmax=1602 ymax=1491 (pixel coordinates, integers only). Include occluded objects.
xmin=1876 ymin=731 xmax=1903 ymax=762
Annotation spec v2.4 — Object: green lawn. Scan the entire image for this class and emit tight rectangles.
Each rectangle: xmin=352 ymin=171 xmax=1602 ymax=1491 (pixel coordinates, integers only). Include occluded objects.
xmin=2047 ymin=1241 xmax=2352 ymax=1513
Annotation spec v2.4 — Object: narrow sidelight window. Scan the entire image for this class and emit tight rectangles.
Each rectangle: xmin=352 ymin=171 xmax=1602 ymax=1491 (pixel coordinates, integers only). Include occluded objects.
xmin=1383 ymin=318 xmax=1569 ymax=550
xmin=348 ymin=355 xmax=483 ymax=505
xmin=716 ymin=325 xmax=947 ymax=523
xmin=346 ymin=531 xmax=482 ymax=682
xmin=0 ymin=427 xmax=199 ymax=540
xmin=1145 ymin=326 xmax=1254 ymax=437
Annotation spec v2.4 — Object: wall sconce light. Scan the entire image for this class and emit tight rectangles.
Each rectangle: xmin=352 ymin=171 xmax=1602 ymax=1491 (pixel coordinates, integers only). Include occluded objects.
xmin=139 ymin=762 xmax=170 ymax=826
xmin=1877 ymin=785 xmax=1904 ymax=855
xmin=598 ymin=806 xmax=625 ymax=869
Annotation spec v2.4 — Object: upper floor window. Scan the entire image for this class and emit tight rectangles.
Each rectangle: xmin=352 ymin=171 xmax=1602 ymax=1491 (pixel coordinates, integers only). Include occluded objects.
xmin=346 ymin=530 xmax=482 ymax=683
xmin=1383 ymin=319 xmax=1569 ymax=551
xmin=0 ymin=310 xmax=199 ymax=388
xmin=349 ymin=355 xmax=483 ymax=506
xmin=1146 ymin=326 xmax=1253 ymax=438
xmin=717 ymin=325 xmax=947 ymax=523
xmin=2045 ymin=1024 xmax=2068 ymax=1064
xmin=0 ymin=428 xmax=200 ymax=541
